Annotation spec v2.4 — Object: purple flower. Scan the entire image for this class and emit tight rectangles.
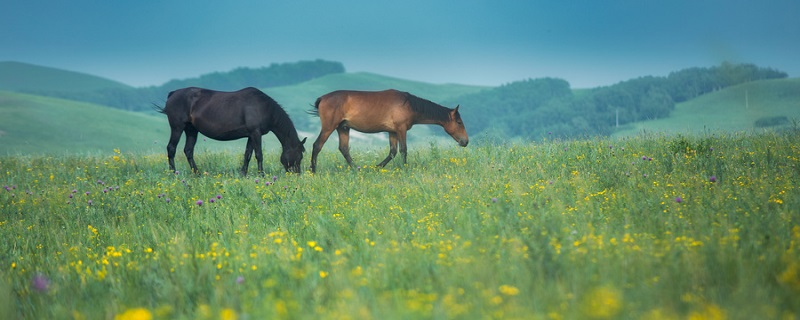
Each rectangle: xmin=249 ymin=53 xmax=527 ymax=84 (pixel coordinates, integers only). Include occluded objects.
xmin=648 ymin=157 xmax=652 ymax=161
xmin=69 ymin=194 xmax=73 ymax=199
xmin=165 ymin=198 xmax=171 ymax=203
xmin=216 ymin=195 xmax=222 ymax=200
xmin=255 ymin=179 xmax=260 ymax=183
xmin=88 ymin=200 xmax=93 ymax=206
xmin=709 ymin=176 xmax=717 ymax=183
xmin=85 ymin=191 xmax=90 ymax=196
xmin=236 ymin=275 xmax=245 ymax=284
xmin=209 ymin=198 xmax=215 ymax=204
xmin=675 ymin=196 xmax=683 ymax=203
xmin=265 ymin=182 xmax=271 ymax=186
xmin=31 ymin=274 xmax=50 ymax=293
xmin=491 ymin=197 xmax=498 ymax=203
xmin=272 ymin=176 xmax=278 ymax=182
xmin=642 ymin=156 xmax=647 ymax=160
xmin=196 ymin=200 xmax=203 ymax=206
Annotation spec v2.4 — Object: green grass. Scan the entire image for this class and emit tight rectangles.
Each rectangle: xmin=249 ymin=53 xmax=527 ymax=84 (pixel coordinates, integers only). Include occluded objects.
xmin=2 ymin=132 xmax=799 ymax=319
xmin=0 ymin=61 xmax=131 ymax=93
xmin=614 ymin=78 xmax=800 ymax=137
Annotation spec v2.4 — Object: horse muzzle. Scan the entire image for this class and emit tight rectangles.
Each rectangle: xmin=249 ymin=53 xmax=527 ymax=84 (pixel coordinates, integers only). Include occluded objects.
xmin=457 ymin=138 xmax=469 ymax=147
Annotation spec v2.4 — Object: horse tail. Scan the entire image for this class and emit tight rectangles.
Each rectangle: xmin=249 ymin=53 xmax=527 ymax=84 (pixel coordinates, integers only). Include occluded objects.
xmin=152 ymin=102 xmax=167 ymax=114
xmin=305 ymin=97 xmax=322 ymax=117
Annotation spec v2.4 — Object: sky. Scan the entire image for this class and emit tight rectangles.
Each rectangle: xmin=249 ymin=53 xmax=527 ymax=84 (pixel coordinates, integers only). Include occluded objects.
xmin=2 ymin=1 xmax=799 ymax=89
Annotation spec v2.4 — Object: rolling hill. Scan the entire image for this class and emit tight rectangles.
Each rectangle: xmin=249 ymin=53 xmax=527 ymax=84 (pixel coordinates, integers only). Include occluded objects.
xmin=0 ymin=72 xmax=488 ymax=156
xmin=613 ymin=78 xmax=800 ymax=136
xmin=0 ymin=61 xmax=132 ymax=93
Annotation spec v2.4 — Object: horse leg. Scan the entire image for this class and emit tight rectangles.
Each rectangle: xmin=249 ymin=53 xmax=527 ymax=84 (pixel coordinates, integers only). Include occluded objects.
xmin=252 ymin=134 xmax=264 ymax=175
xmin=311 ymin=129 xmax=334 ymax=173
xmin=377 ymin=132 xmax=399 ymax=167
xmin=166 ymin=127 xmax=183 ymax=172
xmin=336 ymin=126 xmax=355 ymax=168
xmin=398 ymin=130 xmax=408 ymax=165
xmin=183 ymin=127 xmax=200 ymax=173
xmin=241 ymin=137 xmax=255 ymax=175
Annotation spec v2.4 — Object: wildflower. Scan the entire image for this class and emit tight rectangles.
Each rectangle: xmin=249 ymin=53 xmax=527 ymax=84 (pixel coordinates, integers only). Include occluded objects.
xmin=114 ymin=308 xmax=152 ymax=320
xmin=709 ymin=176 xmax=717 ymax=183
xmin=236 ymin=275 xmax=245 ymax=284
xmin=88 ymin=200 xmax=93 ymax=206
xmin=31 ymin=273 xmax=50 ymax=293
xmin=85 ymin=191 xmax=90 ymax=196
xmin=273 ymin=176 xmax=278 ymax=182
xmin=581 ymin=286 xmax=622 ymax=319
xmin=209 ymin=198 xmax=215 ymax=204
xmin=499 ymin=285 xmax=520 ymax=296
xmin=675 ymin=196 xmax=682 ymax=203
xmin=220 ymin=308 xmax=237 ymax=320
xmin=642 ymin=156 xmax=647 ymax=160
xmin=196 ymin=200 xmax=203 ymax=206
xmin=165 ymin=198 xmax=171 ymax=203
xmin=492 ymin=197 xmax=498 ymax=203
xmin=319 ymin=271 xmax=328 ymax=278
xmin=216 ymin=195 xmax=222 ymax=200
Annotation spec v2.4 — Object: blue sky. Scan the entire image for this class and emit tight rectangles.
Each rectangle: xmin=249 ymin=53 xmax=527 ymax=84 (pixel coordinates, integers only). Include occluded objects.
xmin=2 ymin=1 xmax=798 ymax=88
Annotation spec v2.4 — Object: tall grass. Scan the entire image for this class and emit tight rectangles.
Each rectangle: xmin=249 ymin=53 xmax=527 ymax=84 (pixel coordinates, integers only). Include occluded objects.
xmin=1 ymin=132 xmax=799 ymax=319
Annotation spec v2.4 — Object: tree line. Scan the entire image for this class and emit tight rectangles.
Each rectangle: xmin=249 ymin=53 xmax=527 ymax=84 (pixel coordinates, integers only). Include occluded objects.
xmin=451 ymin=62 xmax=787 ymax=141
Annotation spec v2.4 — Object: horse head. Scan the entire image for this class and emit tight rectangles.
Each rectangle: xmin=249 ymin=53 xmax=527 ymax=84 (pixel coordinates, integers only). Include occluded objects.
xmin=443 ymin=105 xmax=469 ymax=147
xmin=281 ymin=137 xmax=307 ymax=173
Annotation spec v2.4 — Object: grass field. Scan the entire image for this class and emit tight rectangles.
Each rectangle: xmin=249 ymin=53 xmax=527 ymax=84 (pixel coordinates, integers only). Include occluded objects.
xmin=2 ymin=131 xmax=799 ymax=319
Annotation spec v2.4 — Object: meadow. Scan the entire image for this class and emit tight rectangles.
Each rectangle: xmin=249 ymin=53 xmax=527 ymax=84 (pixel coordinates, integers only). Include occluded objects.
xmin=1 ymin=131 xmax=799 ymax=319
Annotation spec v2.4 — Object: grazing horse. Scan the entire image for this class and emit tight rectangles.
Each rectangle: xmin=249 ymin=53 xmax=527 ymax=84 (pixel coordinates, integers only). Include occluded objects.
xmin=308 ymin=89 xmax=468 ymax=172
xmin=155 ymin=87 xmax=306 ymax=174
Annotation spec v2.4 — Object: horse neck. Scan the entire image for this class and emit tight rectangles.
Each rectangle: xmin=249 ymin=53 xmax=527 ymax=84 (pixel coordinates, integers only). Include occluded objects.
xmin=406 ymin=94 xmax=451 ymax=127
xmin=413 ymin=105 xmax=450 ymax=127
xmin=271 ymin=113 xmax=301 ymax=149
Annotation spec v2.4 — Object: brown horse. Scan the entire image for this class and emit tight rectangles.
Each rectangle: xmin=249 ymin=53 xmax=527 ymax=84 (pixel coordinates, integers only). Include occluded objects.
xmin=155 ymin=87 xmax=306 ymax=175
xmin=308 ymin=89 xmax=468 ymax=172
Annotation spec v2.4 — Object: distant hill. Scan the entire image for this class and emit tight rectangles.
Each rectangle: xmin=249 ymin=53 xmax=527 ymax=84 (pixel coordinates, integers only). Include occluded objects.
xmin=613 ymin=78 xmax=800 ymax=136
xmin=0 ymin=61 xmax=132 ymax=93
xmin=0 ymin=60 xmax=347 ymax=111
xmin=0 ymin=72 xmax=486 ymax=155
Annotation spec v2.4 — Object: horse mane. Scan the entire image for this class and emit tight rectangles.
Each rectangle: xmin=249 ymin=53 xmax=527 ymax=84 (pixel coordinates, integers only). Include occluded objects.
xmin=402 ymin=92 xmax=451 ymax=122
xmin=264 ymin=95 xmax=303 ymax=149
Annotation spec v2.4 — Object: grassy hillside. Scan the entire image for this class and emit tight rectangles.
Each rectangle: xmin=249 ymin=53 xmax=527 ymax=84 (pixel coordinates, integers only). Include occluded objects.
xmin=614 ymin=78 xmax=800 ymax=137
xmin=2 ymin=132 xmax=798 ymax=319
xmin=0 ymin=72 xmax=487 ymax=157
xmin=0 ymin=91 xmax=280 ymax=157
xmin=0 ymin=61 xmax=131 ymax=93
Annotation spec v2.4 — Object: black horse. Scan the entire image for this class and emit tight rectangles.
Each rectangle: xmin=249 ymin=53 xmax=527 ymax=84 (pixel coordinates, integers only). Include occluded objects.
xmin=155 ymin=87 xmax=306 ymax=174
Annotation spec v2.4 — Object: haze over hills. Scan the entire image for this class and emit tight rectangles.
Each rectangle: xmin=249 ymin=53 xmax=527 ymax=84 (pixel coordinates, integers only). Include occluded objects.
xmin=0 ymin=60 xmax=798 ymax=155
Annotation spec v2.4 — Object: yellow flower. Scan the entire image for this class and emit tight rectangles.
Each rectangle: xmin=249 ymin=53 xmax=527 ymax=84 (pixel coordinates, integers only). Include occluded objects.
xmin=581 ymin=286 xmax=622 ymax=319
xmin=220 ymin=308 xmax=237 ymax=320
xmin=320 ymin=271 xmax=329 ymax=278
xmin=114 ymin=308 xmax=152 ymax=320
xmin=499 ymin=285 xmax=520 ymax=296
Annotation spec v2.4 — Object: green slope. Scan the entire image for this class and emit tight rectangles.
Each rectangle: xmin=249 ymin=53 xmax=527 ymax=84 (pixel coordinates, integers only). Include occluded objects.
xmin=614 ymin=78 xmax=800 ymax=137
xmin=0 ymin=61 xmax=132 ymax=93
xmin=0 ymin=91 xmax=281 ymax=156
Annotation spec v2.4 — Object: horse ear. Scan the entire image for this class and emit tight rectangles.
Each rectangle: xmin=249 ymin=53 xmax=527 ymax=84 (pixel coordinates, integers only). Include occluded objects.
xmin=454 ymin=105 xmax=460 ymax=112
xmin=301 ymin=137 xmax=307 ymax=145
